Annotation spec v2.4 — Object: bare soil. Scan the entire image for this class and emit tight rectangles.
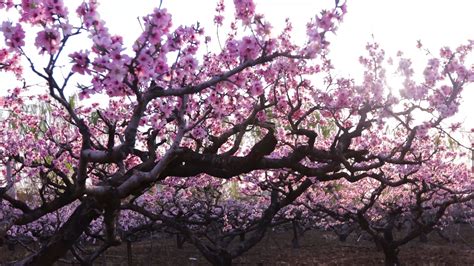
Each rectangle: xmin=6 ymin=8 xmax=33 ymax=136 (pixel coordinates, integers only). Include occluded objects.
xmin=1 ymin=224 xmax=473 ymax=265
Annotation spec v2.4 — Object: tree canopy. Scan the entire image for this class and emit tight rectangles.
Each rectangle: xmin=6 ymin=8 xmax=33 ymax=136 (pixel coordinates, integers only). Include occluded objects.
xmin=0 ymin=1 xmax=473 ymax=265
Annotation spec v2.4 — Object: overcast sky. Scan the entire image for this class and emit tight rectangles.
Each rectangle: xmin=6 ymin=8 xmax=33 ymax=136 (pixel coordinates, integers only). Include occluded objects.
xmin=1 ymin=1 xmax=473 ymax=137
xmin=97 ymin=0 xmax=474 ymax=133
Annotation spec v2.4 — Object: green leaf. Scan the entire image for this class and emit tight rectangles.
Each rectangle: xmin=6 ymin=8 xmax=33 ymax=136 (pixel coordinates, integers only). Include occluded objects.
xmin=65 ymin=162 xmax=73 ymax=172
xmin=69 ymin=95 xmax=76 ymax=109
xmin=90 ymin=111 xmax=99 ymax=125
xmin=321 ymin=126 xmax=331 ymax=138
xmin=39 ymin=120 xmax=47 ymax=132
xmin=229 ymin=180 xmax=240 ymax=199
xmin=44 ymin=156 xmax=53 ymax=165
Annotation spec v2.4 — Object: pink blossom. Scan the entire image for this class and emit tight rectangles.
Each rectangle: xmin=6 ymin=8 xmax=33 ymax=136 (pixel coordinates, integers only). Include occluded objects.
xmin=416 ymin=40 xmax=423 ymax=49
xmin=1 ymin=22 xmax=26 ymax=49
xmin=449 ymin=122 xmax=461 ymax=132
xmin=233 ymin=0 xmax=256 ymax=25
xmin=397 ymin=58 xmax=413 ymax=77
xmin=20 ymin=0 xmax=46 ymax=24
xmin=239 ymin=36 xmax=259 ymax=61
xmin=423 ymin=58 xmax=440 ymax=86
xmin=180 ymin=55 xmax=198 ymax=72
xmin=256 ymin=20 xmax=272 ymax=36
xmin=440 ymin=47 xmax=452 ymax=58
xmin=214 ymin=15 xmax=224 ymax=26
xmin=316 ymin=11 xmax=334 ymax=31
xmin=69 ymin=50 xmax=90 ymax=75
xmin=35 ymin=28 xmax=61 ymax=54
xmin=76 ymin=1 xmax=102 ymax=29
xmin=339 ymin=3 xmax=348 ymax=15
xmin=249 ymin=79 xmax=263 ymax=96
xmin=44 ymin=0 xmax=68 ymax=18
xmin=107 ymin=61 xmax=127 ymax=82
xmin=0 ymin=0 xmax=13 ymax=10
xmin=149 ymin=8 xmax=172 ymax=30
xmin=192 ymin=127 xmax=207 ymax=139
xmin=215 ymin=0 xmax=225 ymax=12
xmin=154 ymin=58 xmax=169 ymax=75
xmin=225 ymin=39 xmax=240 ymax=58
xmin=437 ymin=102 xmax=458 ymax=118
xmin=159 ymin=100 xmax=173 ymax=117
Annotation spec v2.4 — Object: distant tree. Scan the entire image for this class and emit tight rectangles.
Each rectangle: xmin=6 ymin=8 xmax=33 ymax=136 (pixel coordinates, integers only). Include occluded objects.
xmin=302 ymin=135 xmax=473 ymax=265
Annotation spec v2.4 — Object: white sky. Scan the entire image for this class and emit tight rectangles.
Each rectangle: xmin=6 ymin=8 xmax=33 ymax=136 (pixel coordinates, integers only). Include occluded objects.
xmin=96 ymin=0 xmax=474 ymax=137
xmin=1 ymin=1 xmax=473 ymax=139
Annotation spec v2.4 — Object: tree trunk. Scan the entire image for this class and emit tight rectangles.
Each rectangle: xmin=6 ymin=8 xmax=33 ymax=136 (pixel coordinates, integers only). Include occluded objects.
xmin=148 ymin=235 xmax=153 ymax=263
xmin=239 ymin=232 xmax=245 ymax=242
xmin=6 ymin=160 xmax=15 ymax=199
xmin=199 ymin=249 xmax=233 ymax=266
xmin=15 ymin=200 xmax=100 ymax=265
xmin=382 ymin=228 xmax=400 ymax=266
xmin=382 ymin=246 xmax=400 ymax=266
xmin=176 ymin=233 xmax=185 ymax=249
xmin=292 ymin=220 xmax=300 ymax=248
xmin=210 ymin=251 xmax=232 ymax=266
xmin=127 ymin=241 xmax=133 ymax=266
xmin=103 ymin=249 xmax=108 ymax=266
xmin=419 ymin=232 xmax=428 ymax=243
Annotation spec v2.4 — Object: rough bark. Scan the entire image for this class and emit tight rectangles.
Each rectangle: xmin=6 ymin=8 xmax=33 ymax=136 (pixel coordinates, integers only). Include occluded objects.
xmin=208 ymin=250 xmax=232 ymax=266
xmin=292 ymin=220 xmax=300 ymax=248
xmin=126 ymin=241 xmax=133 ymax=266
xmin=382 ymin=246 xmax=400 ymax=266
xmin=13 ymin=200 xmax=100 ymax=266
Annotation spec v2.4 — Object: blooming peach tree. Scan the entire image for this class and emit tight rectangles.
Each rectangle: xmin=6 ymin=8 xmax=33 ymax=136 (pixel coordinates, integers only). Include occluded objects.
xmin=301 ymin=134 xmax=473 ymax=265
xmin=0 ymin=0 xmax=473 ymax=265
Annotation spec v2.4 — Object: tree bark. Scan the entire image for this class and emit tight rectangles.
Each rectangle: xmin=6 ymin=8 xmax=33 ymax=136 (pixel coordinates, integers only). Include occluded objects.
xmin=127 ymin=240 xmax=133 ymax=266
xmin=292 ymin=220 xmax=300 ymax=248
xmin=14 ymin=200 xmax=100 ymax=266
xmin=239 ymin=232 xmax=245 ymax=242
xmin=176 ymin=233 xmax=185 ymax=249
xmin=382 ymin=246 xmax=400 ymax=266
xmin=209 ymin=250 xmax=232 ymax=266
xmin=419 ymin=232 xmax=428 ymax=243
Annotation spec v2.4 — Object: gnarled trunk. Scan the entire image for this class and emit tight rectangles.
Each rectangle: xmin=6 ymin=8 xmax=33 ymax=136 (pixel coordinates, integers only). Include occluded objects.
xmin=176 ymin=233 xmax=186 ymax=249
xmin=382 ymin=245 xmax=400 ymax=266
xmin=14 ymin=200 xmax=100 ymax=266
xmin=292 ymin=220 xmax=300 ymax=248
xmin=208 ymin=250 xmax=232 ymax=266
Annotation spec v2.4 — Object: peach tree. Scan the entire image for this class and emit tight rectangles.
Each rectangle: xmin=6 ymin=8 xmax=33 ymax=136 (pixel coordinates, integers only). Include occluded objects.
xmin=0 ymin=0 xmax=472 ymax=265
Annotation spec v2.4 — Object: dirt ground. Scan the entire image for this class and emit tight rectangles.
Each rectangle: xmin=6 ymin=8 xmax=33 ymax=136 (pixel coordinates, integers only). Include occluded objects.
xmin=1 ymin=225 xmax=473 ymax=265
